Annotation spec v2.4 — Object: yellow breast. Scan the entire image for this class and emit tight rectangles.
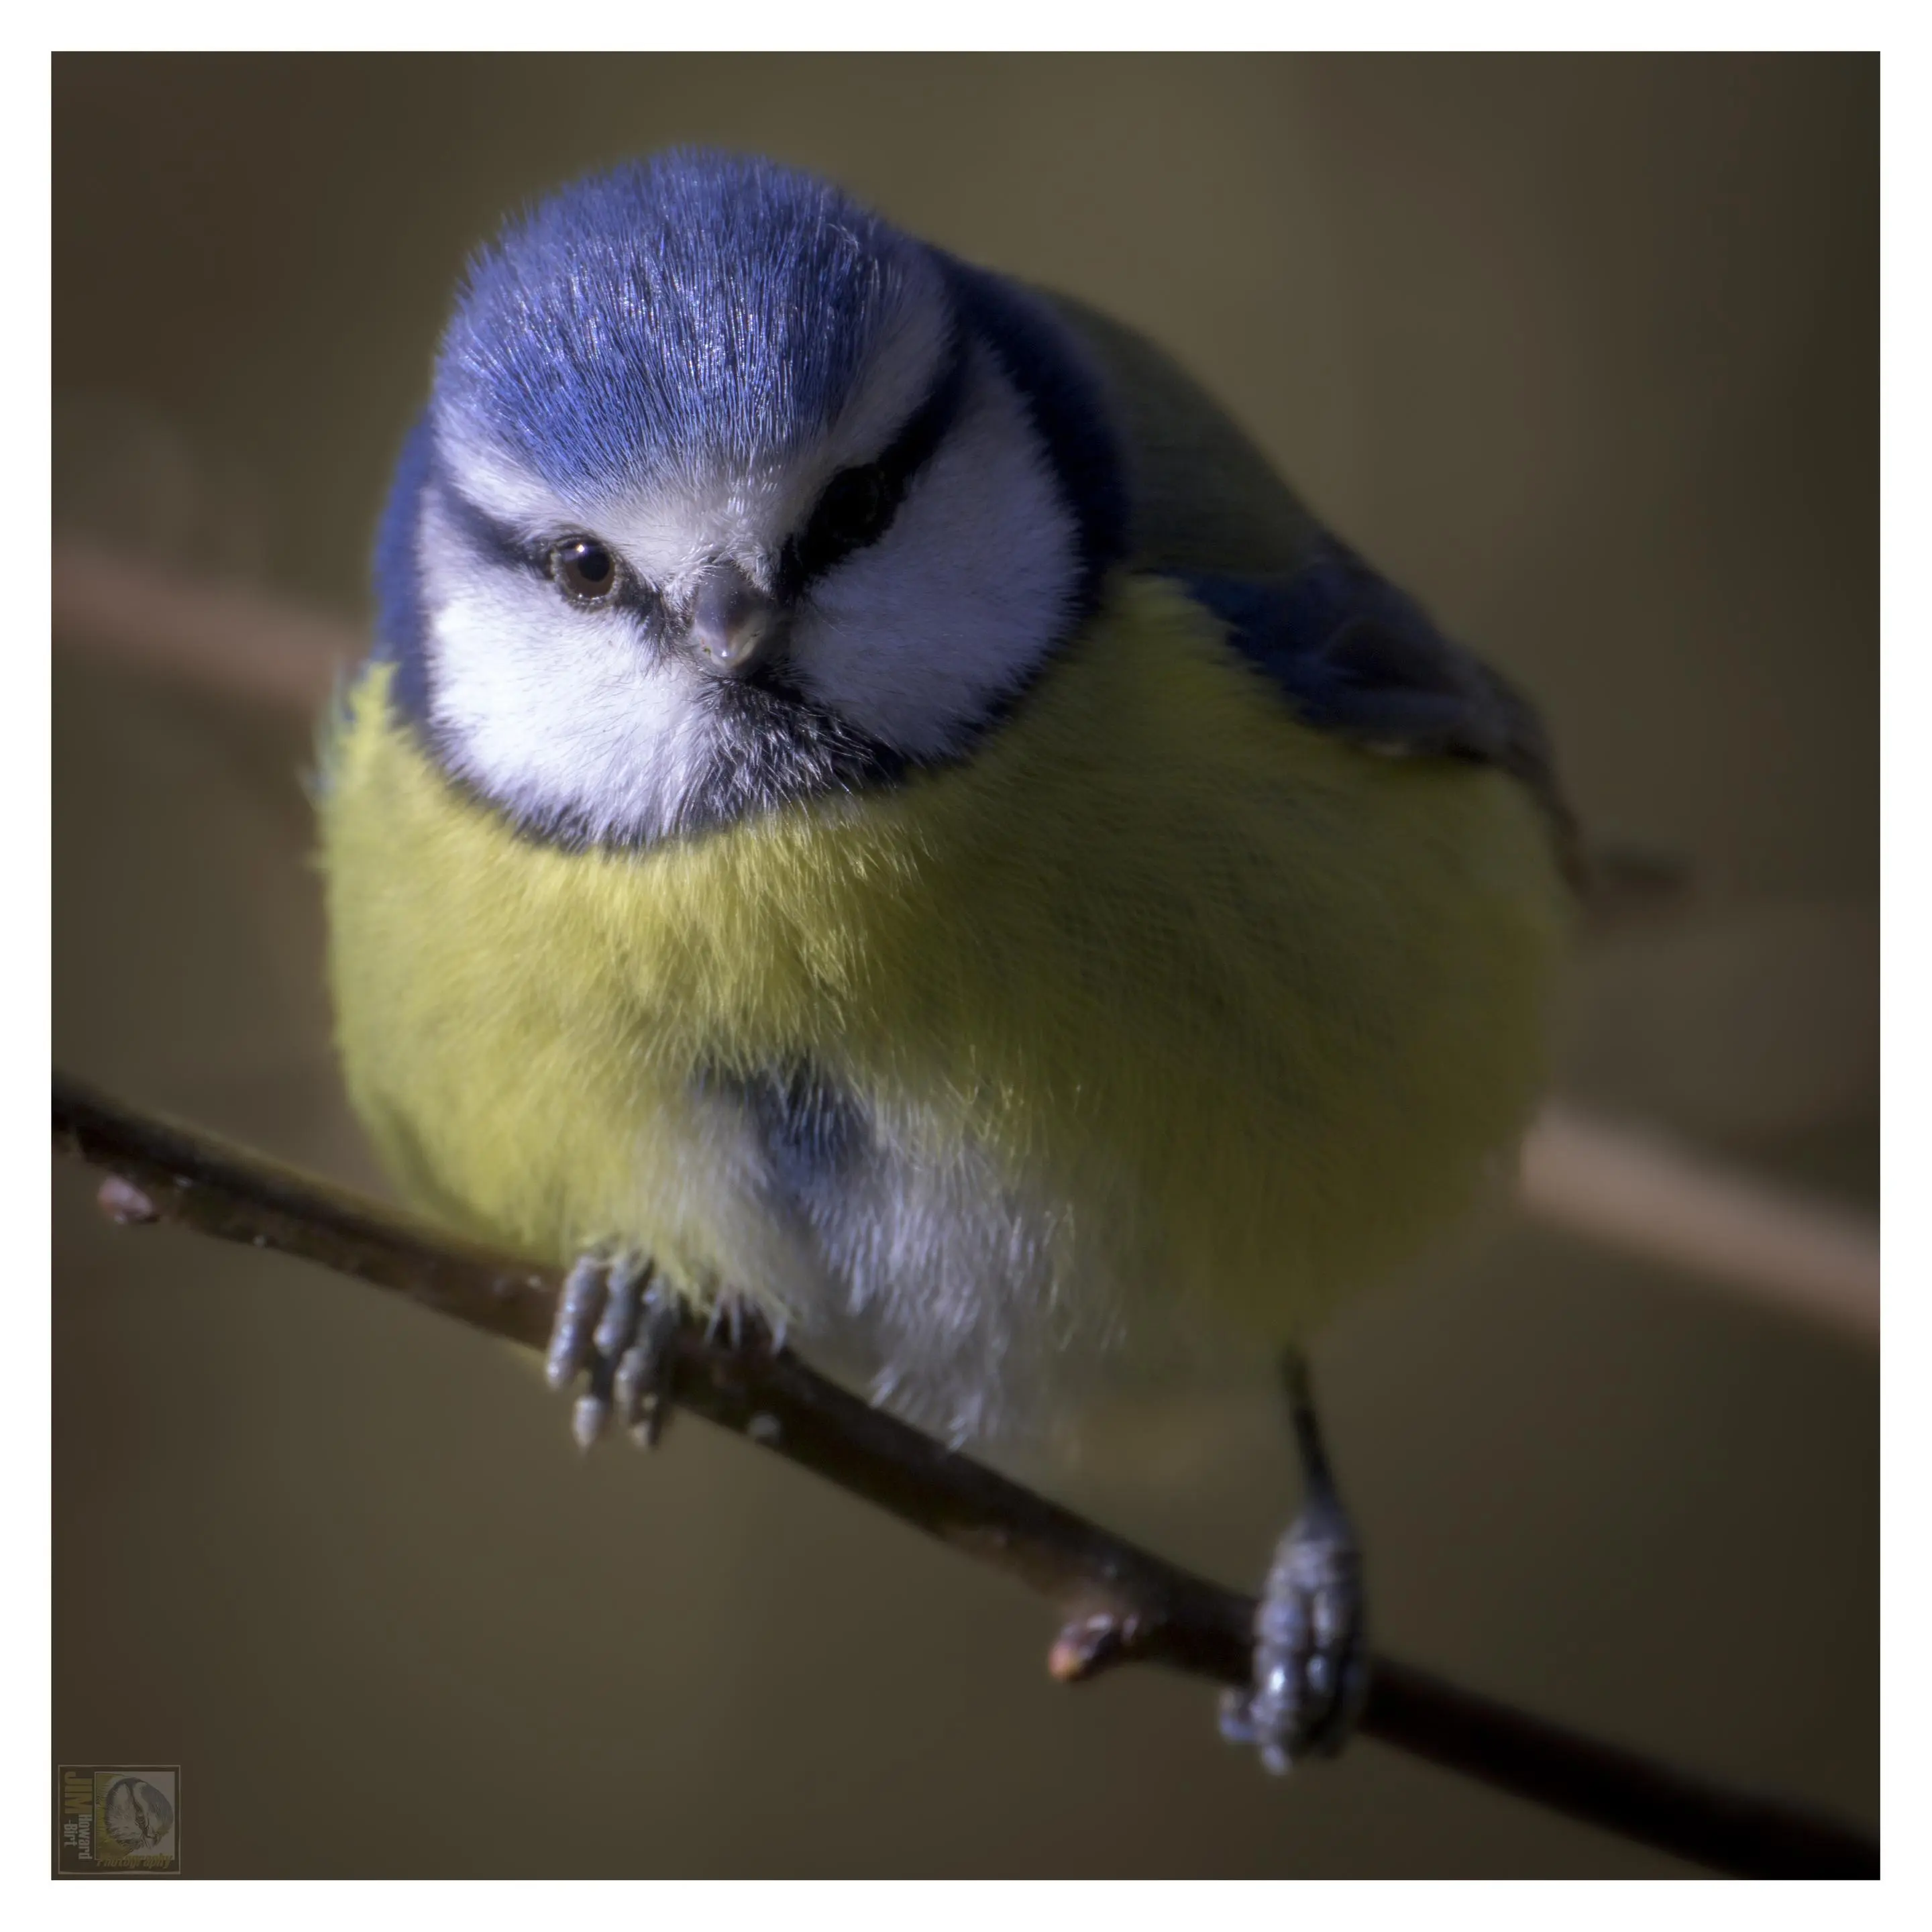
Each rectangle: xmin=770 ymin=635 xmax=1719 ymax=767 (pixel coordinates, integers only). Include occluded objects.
xmin=318 ymin=574 xmax=1568 ymax=1340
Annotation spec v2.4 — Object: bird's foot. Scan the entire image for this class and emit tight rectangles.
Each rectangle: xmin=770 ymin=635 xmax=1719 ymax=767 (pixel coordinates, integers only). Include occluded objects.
xmin=545 ymin=1263 xmax=786 ymax=1451
xmin=1218 ymin=1492 xmax=1368 ymax=1772
xmin=1218 ymin=1350 xmax=1370 ymax=1774
xmin=544 ymin=1252 xmax=682 ymax=1450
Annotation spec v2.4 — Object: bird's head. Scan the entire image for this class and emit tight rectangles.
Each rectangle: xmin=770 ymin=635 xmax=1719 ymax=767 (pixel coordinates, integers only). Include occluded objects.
xmin=380 ymin=151 xmax=1126 ymax=847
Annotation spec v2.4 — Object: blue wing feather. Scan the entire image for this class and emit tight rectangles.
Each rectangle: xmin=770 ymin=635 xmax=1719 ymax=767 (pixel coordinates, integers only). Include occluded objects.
xmin=1166 ymin=542 xmax=1578 ymax=872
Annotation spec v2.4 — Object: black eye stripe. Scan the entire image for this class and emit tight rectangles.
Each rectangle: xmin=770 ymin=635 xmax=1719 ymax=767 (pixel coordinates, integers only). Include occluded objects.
xmin=427 ymin=466 xmax=531 ymax=574
xmin=782 ymin=327 xmax=970 ymax=595
xmin=430 ymin=470 xmax=599 ymax=590
xmin=425 ymin=470 xmax=665 ymax=624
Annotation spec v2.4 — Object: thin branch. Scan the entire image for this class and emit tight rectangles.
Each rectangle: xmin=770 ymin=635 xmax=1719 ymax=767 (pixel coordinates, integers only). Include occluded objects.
xmin=52 ymin=1073 xmax=1876 ymax=1878
xmin=1523 ymin=1107 xmax=1878 ymax=1344
xmin=52 ymin=541 xmax=354 ymax=714
xmin=54 ymin=545 xmax=1879 ymax=1346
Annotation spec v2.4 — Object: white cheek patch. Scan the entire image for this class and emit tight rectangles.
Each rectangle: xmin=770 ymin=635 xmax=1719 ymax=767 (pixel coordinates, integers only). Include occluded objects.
xmin=787 ymin=354 xmax=1079 ymax=759
xmin=419 ymin=498 xmax=717 ymax=844
xmin=416 ymin=288 xmax=1083 ymax=839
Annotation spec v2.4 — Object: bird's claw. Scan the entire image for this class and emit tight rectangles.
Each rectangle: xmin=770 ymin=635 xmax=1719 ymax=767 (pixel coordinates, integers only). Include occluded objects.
xmin=1219 ymin=1493 xmax=1368 ymax=1773
xmin=545 ymin=1252 xmax=682 ymax=1449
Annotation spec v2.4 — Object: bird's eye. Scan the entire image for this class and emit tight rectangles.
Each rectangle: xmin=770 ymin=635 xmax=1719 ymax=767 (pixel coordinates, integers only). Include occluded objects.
xmin=550 ymin=537 xmax=621 ymax=603
xmin=813 ymin=465 xmax=892 ymax=555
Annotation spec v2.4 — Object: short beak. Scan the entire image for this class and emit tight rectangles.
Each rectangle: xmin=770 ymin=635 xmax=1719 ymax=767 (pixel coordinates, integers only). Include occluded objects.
xmin=688 ymin=564 xmax=783 ymax=679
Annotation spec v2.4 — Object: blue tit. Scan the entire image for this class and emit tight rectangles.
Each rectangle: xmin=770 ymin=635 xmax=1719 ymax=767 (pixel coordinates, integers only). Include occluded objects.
xmin=317 ymin=152 xmax=1573 ymax=1771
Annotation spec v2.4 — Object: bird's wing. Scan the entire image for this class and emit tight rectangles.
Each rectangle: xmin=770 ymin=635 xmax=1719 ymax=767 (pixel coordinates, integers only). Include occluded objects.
xmin=1044 ymin=288 xmax=1582 ymax=882
xmin=1166 ymin=550 xmax=1581 ymax=881
xmin=1167 ymin=551 xmax=1564 ymax=797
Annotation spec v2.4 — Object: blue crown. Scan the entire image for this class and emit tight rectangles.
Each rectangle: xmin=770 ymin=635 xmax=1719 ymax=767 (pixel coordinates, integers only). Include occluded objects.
xmin=433 ymin=150 xmax=923 ymax=496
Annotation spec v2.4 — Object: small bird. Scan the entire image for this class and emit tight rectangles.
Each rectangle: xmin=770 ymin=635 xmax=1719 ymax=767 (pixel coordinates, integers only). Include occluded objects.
xmin=319 ymin=152 xmax=1573 ymax=1772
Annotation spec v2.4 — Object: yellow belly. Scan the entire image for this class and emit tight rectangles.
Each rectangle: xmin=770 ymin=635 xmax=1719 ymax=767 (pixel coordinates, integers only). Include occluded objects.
xmin=318 ymin=574 xmax=1569 ymax=1351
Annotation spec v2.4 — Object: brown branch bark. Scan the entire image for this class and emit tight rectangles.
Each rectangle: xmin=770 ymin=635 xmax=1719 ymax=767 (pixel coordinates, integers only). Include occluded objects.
xmin=52 ymin=1073 xmax=1877 ymax=1878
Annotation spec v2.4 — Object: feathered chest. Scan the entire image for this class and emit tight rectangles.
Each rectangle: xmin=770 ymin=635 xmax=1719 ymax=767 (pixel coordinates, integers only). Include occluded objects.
xmin=320 ymin=576 xmax=1566 ymax=1434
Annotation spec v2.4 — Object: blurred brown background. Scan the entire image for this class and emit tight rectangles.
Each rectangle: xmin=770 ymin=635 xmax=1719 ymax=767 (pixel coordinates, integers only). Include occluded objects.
xmin=52 ymin=54 xmax=1876 ymax=1876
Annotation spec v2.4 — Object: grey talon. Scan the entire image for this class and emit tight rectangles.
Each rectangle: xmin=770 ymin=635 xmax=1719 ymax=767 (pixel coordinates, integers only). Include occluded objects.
xmin=625 ymin=1289 xmax=685 ymax=1448
xmin=593 ymin=1254 xmax=647 ymax=1358
xmin=613 ymin=1339 xmax=652 ymax=1432
xmin=545 ymin=1251 xmax=667 ymax=1451
xmin=546 ymin=1253 xmax=606 ymax=1390
xmin=571 ymin=1391 xmax=608 ymax=1453
xmin=574 ymin=1342 xmax=623 ymax=1449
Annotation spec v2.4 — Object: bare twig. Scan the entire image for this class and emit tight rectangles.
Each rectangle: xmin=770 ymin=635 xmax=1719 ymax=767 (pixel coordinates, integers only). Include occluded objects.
xmin=53 ymin=546 xmax=1880 ymax=1347
xmin=52 ymin=1073 xmax=1876 ymax=1878
xmin=1523 ymin=1108 xmax=1878 ymax=1343
xmin=52 ymin=542 xmax=354 ymax=713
